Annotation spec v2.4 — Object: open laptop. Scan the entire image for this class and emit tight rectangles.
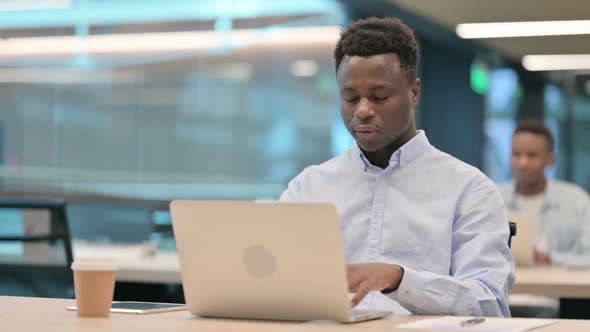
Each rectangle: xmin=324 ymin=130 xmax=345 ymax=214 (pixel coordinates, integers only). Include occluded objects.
xmin=507 ymin=212 xmax=535 ymax=266
xmin=170 ymin=200 xmax=391 ymax=323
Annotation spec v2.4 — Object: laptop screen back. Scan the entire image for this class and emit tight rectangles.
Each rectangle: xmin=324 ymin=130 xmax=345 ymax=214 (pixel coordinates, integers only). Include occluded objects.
xmin=170 ymin=200 xmax=353 ymax=322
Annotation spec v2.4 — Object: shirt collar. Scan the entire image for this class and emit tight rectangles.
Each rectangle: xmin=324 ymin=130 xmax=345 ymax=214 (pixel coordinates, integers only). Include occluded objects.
xmin=505 ymin=179 xmax=559 ymax=209
xmin=352 ymin=130 xmax=432 ymax=172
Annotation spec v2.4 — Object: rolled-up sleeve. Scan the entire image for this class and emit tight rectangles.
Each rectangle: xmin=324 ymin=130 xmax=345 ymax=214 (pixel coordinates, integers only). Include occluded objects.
xmin=386 ymin=177 xmax=516 ymax=317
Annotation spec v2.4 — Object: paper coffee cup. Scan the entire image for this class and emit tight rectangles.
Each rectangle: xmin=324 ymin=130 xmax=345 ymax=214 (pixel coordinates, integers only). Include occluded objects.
xmin=71 ymin=258 xmax=118 ymax=317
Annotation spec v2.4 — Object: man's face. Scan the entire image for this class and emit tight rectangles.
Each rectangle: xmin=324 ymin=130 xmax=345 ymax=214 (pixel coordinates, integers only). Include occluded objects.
xmin=511 ymin=132 xmax=555 ymax=186
xmin=336 ymin=54 xmax=420 ymax=153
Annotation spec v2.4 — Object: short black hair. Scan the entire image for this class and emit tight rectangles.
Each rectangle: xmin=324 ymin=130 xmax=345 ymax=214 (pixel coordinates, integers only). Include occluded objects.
xmin=333 ymin=17 xmax=419 ymax=83
xmin=514 ymin=119 xmax=554 ymax=152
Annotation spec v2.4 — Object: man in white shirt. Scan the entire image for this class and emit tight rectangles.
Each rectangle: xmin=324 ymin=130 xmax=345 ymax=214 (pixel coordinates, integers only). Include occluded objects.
xmin=499 ymin=120 xmax=590 ymax=266
xmin=280 ymin=17 xmax=514 ymax=316
xmin=499 ymin=120 xmax=590 ymax=317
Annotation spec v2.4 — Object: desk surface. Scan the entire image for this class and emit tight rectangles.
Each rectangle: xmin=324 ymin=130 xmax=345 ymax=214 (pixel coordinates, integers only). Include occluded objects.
xmin=3 ymin=296 xmax=590 ymax=332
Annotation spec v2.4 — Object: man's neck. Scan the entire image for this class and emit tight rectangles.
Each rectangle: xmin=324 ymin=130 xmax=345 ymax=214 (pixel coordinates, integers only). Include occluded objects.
xmin=362 ymin=131 xmax=417 ymax=169
xmin=363 ymin=150 xmax=392 ymax=169
xmin=516 ymin=177 xmax=547 ymax=196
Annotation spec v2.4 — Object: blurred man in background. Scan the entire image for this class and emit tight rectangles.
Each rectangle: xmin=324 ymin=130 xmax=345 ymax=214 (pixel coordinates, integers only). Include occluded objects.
xmin=499 ymin=120 xmax=590 ymax=266
xmin=499 ymin=120 xmax=590 ymax=317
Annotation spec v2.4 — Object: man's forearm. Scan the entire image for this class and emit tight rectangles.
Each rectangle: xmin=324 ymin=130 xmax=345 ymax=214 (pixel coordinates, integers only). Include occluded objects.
xmin=385 ymin=266 xmax=511 ymax=317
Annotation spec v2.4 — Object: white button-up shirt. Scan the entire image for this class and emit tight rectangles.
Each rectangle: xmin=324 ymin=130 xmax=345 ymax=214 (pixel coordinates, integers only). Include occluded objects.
xmin=279 ymin=131 xmax=515 ymax=316
xmin=500 ymin=179 xmax=590 ymax=267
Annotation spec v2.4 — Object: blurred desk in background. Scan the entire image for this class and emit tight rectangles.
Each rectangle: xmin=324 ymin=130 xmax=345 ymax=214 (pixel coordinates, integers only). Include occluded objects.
xmin=0 ymin=241 xmax=181 ymax=284
xmin=73 ymin=241 xmax=183 ymax=303
xmin=0 ymin=241 xmax=183 ymax=302
xmin=513 ymin=266 xmax=590 ymax=298
xmin=10 ymin=247 xmax=590 ymax=295
xmin=74 ymin=241 xmax=181 ymax=284
xmin=514 ymin=266 xmax=590 ymax=319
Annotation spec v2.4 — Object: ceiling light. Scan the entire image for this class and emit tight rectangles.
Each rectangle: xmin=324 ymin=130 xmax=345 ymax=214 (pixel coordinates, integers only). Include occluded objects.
xmin=456 ymin=20 xmax=590 ymax=39
xmin=522 ymin=55 xmax=590 ymax=71
xmin=0 ymin=26 xmax=340 ymax=58
xmin=0 ymin=68 xmax=140 ymax=84
xmin=0 ymin=0 xmax=70 ymax=11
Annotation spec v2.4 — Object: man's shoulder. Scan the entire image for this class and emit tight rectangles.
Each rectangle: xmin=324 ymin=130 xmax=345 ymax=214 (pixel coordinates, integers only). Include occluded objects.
xmin=418 ymin=148 xmax=501 ymax=200
xmin=549 ymin=179 xmax=589 ymax=199
xmin=427 ymin=147 xmax=489 ymax=180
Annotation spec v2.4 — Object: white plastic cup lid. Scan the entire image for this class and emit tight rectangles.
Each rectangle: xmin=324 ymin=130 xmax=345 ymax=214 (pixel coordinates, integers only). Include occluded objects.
xmin=71 ymin=257 xmax=118 ymax=271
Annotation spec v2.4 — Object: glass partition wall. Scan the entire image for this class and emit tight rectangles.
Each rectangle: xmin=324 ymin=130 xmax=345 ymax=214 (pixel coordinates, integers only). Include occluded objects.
xmin=0 ymin=0 xmax=349 ymax=200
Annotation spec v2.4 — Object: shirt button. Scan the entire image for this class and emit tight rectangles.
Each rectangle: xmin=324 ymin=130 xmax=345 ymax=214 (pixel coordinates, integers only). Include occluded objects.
xmin=400 ymin=290 xmax=411 ymax=300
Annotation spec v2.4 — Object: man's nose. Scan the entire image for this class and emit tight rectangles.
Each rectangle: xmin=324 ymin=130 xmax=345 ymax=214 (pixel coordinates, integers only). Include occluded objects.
xmin=515 ymin=155 xmax=529 ymax=168
xmin=354 ymin=98 xmax=375 ymax=119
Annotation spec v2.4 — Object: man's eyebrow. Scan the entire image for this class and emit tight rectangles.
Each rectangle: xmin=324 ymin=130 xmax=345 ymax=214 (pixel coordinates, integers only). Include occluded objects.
xmin=369 ymin=85 xmax=390 ymax=91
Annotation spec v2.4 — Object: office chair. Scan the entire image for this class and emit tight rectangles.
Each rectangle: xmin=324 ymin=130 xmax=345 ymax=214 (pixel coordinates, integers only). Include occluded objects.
xmin=508 ymin=221 xmax=517 ymax=248
xmin=0 ymin=197 xmax=74 ymax=298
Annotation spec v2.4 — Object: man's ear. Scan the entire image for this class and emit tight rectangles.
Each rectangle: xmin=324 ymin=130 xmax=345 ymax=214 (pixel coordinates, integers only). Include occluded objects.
xmin=546 ymin=151 xmax=556 ymax=167
xmin=411 ymin=78 xmax=421 ymax=107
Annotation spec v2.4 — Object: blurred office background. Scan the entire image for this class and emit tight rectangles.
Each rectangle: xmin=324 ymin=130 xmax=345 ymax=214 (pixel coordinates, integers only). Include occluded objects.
xmin=0 ymin=0 xmax=589 ymax=201
xmin=0 ymin=0 xmax=589 ymax=297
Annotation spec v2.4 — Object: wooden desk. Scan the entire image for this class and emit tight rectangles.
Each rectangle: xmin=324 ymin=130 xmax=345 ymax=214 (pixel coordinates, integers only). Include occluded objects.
xmin=4 ymin=296 xmax=590 ymax=332
xmin=513 ymin=266 xmax=590 ymax=298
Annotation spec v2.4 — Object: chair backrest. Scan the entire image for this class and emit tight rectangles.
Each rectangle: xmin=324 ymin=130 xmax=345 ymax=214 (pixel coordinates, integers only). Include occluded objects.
xmin=508 ymin=221 xmax=517 ymax=248
xmin=0 ymin=197 xmax=74 ymax=298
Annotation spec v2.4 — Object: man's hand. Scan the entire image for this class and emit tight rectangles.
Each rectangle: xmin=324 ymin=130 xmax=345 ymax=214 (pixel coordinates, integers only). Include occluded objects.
xmin=346 ymin=263 xmax=404 ymax=308
xmin=534 ymin=250 xmax=551 ymax=265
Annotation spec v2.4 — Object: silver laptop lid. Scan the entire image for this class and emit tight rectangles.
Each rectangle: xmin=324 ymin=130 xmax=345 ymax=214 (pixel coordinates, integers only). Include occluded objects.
xmin=170 ymin=200 xmax=353 ymax=322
